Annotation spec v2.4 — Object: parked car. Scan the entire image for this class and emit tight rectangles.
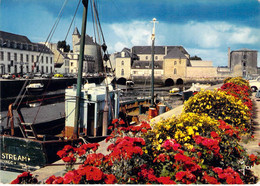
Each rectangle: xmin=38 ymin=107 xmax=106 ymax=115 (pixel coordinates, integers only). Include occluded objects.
xmin=23 ymin=73 xmax=34 ymax=79
xmin=249 ymin=76 xmax=260 ymax=92
xmin=2 ymin=73 xmax=12 ymax=79
xmin=63 ymin=73 xmax=74 ymax=78
xmin=34 ymin=72 xmax=42 ymax=77
xmin=42 ymin=73 xmax=52 ymax=78
xmin=54 ymin=73 xmax=63 ymax=78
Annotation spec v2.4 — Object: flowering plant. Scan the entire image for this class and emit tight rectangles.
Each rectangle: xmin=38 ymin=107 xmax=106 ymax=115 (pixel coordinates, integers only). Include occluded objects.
xmin=11 ymin=77 xmax=259 ymax=184
xmin=184 ymin=89 xmax=251 ymax=133
xmin=11 ymin=172 xmax=38 ymax=184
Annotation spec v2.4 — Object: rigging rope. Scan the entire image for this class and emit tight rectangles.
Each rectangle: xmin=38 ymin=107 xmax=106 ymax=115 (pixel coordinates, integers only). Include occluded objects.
xmin=32 ymin=0 xmax=82 ymax=124
xmin=14 ymin=0 xmax=69 ymax=111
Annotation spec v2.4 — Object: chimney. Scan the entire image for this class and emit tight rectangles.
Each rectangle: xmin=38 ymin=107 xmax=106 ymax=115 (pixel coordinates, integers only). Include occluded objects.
xmin=228 ymin=47 xmax=231 ymax=68
xmin=165 ymin=46 xmax=167 ymax=55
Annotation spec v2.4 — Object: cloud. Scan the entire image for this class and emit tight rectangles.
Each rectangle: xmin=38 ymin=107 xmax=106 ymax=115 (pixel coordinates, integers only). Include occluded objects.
xmin=109 ymin=21 xmax=152 ymax=49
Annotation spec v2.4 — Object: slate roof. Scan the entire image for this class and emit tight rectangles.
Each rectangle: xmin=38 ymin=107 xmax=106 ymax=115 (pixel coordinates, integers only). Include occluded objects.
xmin=131 ymin=60 xmax=163 ymax=69
xmin=0 ymin=31 xmax=31 ymax=44
xmin=73 ymin=27 xmax=80 ymax=35
xmin=164 ymin=47 xmax=187 ymax=59
xmin=114 ymin=47 xmax=139 ymax=59
xmin=132 ymin=46 xmax=165 ymax=55
xmin=0 ymin=31 xmax=53 ymax=54
xmin=75 ymin=35 xmax=96 ymax=45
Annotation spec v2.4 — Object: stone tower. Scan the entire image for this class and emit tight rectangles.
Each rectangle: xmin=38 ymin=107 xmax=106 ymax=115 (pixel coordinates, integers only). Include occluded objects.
xmin=72 ymin=27 xmax=80 ymax=52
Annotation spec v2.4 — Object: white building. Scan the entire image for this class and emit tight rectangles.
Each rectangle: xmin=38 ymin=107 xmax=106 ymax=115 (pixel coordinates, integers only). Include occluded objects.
xmin=44 ymin=42 xmax=70 ymax=74
xmin=0 ymin=31 xmax=54 ymax=75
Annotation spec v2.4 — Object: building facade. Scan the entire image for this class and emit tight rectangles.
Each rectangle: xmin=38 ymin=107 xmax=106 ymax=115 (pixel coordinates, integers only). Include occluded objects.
xmin=0 ymin=31 xmax=54 ymax=75
xmin=45 ymin=42 xmax=70 ymax=74
xmin=114 ymin=45 xmax=259 ymax=85
xmin=71 ymin=27 xmax=103 ymax=74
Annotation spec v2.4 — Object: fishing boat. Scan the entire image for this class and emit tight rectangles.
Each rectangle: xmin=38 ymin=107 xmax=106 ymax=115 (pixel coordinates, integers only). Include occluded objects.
xmin=0 ymin=0 xmax=119 ymax=172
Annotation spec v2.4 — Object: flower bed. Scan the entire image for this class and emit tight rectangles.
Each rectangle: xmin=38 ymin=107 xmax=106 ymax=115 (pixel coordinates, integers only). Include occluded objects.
xmin=11 ymin=77 xmax=260 ymax=184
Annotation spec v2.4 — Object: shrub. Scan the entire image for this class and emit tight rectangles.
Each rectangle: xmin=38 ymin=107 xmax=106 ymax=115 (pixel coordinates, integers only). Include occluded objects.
xmin=183 ymin=90 xmax=251 ymax=133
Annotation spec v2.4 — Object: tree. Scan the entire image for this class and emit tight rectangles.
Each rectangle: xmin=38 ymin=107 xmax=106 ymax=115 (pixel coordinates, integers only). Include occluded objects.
xmin=57 ymin=40 xmax=70 ymax=52
xmin=190 ymin=55 xmax=202 ymax=60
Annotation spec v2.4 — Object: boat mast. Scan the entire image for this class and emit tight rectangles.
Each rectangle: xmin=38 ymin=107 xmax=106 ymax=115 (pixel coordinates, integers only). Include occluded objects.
xmin=150 ymin=18 xmax=157 ymax=108
xmin=73 ymin=0 xmax=89 ymax=139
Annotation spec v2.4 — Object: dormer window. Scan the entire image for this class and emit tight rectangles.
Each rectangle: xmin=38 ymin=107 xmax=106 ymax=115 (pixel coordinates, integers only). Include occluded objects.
xmin=121 ymin=52 xmax=125 ymax=57
xmin=17 ymin=43 xmax=21 ymax=49
xmin=13 ymin=42 xmax=17 ymax=48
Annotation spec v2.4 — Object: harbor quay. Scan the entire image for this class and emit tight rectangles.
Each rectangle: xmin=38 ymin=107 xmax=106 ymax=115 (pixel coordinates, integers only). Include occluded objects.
xmin=28 ymin=84 xmax=260 ymax=184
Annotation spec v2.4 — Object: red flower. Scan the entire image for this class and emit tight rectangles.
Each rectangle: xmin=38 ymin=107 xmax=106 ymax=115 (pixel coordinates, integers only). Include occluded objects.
xmin=203 ymin=172 xmax=220 ymax=184
xmin=11 ymin=178 xmax=20 ymax=184
xmin=119 ymin=119 xmax=125 ymax=125
xmin=249 ymin=154 xmax=257 ymax=162
xmin=112 ymin=119 xmax=118 ymax=124
xmin=85 ymin=166 xmax=104 ymax=181
xmin=104 ymin=174 xmax=117 ymax=184
xmin=45 ymin=175 xmax=56 ymax=184
xmin=157 ymin=176 xmax=176 ymax=184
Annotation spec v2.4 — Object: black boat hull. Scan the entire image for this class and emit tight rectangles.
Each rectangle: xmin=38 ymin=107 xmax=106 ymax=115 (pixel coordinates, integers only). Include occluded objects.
xmin=0 ymin=135 xmax=83 ymax=172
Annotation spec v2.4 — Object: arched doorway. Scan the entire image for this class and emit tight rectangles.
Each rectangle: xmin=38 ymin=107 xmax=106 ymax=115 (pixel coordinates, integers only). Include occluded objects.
xmin=117 ymin=77 xmax=127 ymax=85
xmin=176 ymin=78 xmax=184 ymax=85
xmin=165 ymin=78 xmax=174 ymax=86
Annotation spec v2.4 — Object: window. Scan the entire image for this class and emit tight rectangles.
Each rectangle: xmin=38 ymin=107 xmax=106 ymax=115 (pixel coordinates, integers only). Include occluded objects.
xmin=243 ymin=54 xmax=247 ymax=59
xmin=14 ymin=53 xmax=17 ymax=61
xmin=26 ymin=66 xmax=29 ymax=72
xmin=121 ymin=69 xmax=124 ymax=76
xmin=8 ymin=52 xmax=10 ymax=61
xmin=20 ymin=54 xmax=23 ymax=62
xmin=174 ymin=68 xmax=177 ymax=74
xmin=8 ymin=65 xmax=11 ymax=72
xmin=46 ymin=66 xmax=48 ymax=73
xmin=41 ymin=56 xmax=44 ymax=63
xmin=121 ymin=61 xmax=124 ymax=66
xmin=146 ymin=56 xmax=148 ymax=60
xmin=50 ymin=57 xmax=52 ymax=64
xmin=71 ymin=62 xmax=73 ymax=66
xmin=243 ymin=62 xmax=246 ymax=67
xmin=155 ymin=56 xmax=158 ymax=60
xmin=32 ymin=55 xmax=34 ymax=62
xmin=37 ymin=56 xmax=39 ymax=62
xmin=0 ymin=51 xmax=3 ymax=61
xmin=26 ymin=54 xmax=29 ymax=62
xmin=65 ymin=60 xmax=69 ymax=66
xmin=174 ymin=61 xmax=177 ymax=65
xmin=46 ymin=57 xmax=48 ymax=64
xmin=14 ymin=65 xmax=17 ymax=73
xmin=51 ymin=67 xmax=53 ymax=73
xmin=41 ymin=66 xmax=44 ymax=73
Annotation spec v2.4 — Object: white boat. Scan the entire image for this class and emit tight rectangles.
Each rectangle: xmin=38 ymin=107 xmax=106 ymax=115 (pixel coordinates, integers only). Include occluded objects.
xmin=183 ymin=83 xmax=211 ymax=100
xmin=26 ymin=83 xmax=44 ymax=92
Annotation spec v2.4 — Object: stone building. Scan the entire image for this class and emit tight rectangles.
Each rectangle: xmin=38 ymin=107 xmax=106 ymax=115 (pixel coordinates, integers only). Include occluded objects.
xmin=0 ymin=31 xmax=54 ymax=75
xmin=228 ymin=48 xmax=258 ymax=77
xmin=44 ymin=42 xmax=70 ymax=74
xmin=114 ymin=45 xmax=191 ymax=85
xmin=71 ymin=27 xmax=103 ymax=74
xmin=114 ymin=45 xmax=259 ymax=85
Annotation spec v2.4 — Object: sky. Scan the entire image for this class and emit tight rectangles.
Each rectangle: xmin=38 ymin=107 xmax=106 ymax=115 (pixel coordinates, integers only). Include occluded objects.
xmin=1 ymin=0 xmax=260 ymax=67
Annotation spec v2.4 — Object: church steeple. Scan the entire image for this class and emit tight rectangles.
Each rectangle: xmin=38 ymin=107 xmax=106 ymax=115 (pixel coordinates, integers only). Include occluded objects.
xmin=73 ymin=27 xmax=80 ymax=36
xmin=72 ymin=27 xmax=81 ymax=52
